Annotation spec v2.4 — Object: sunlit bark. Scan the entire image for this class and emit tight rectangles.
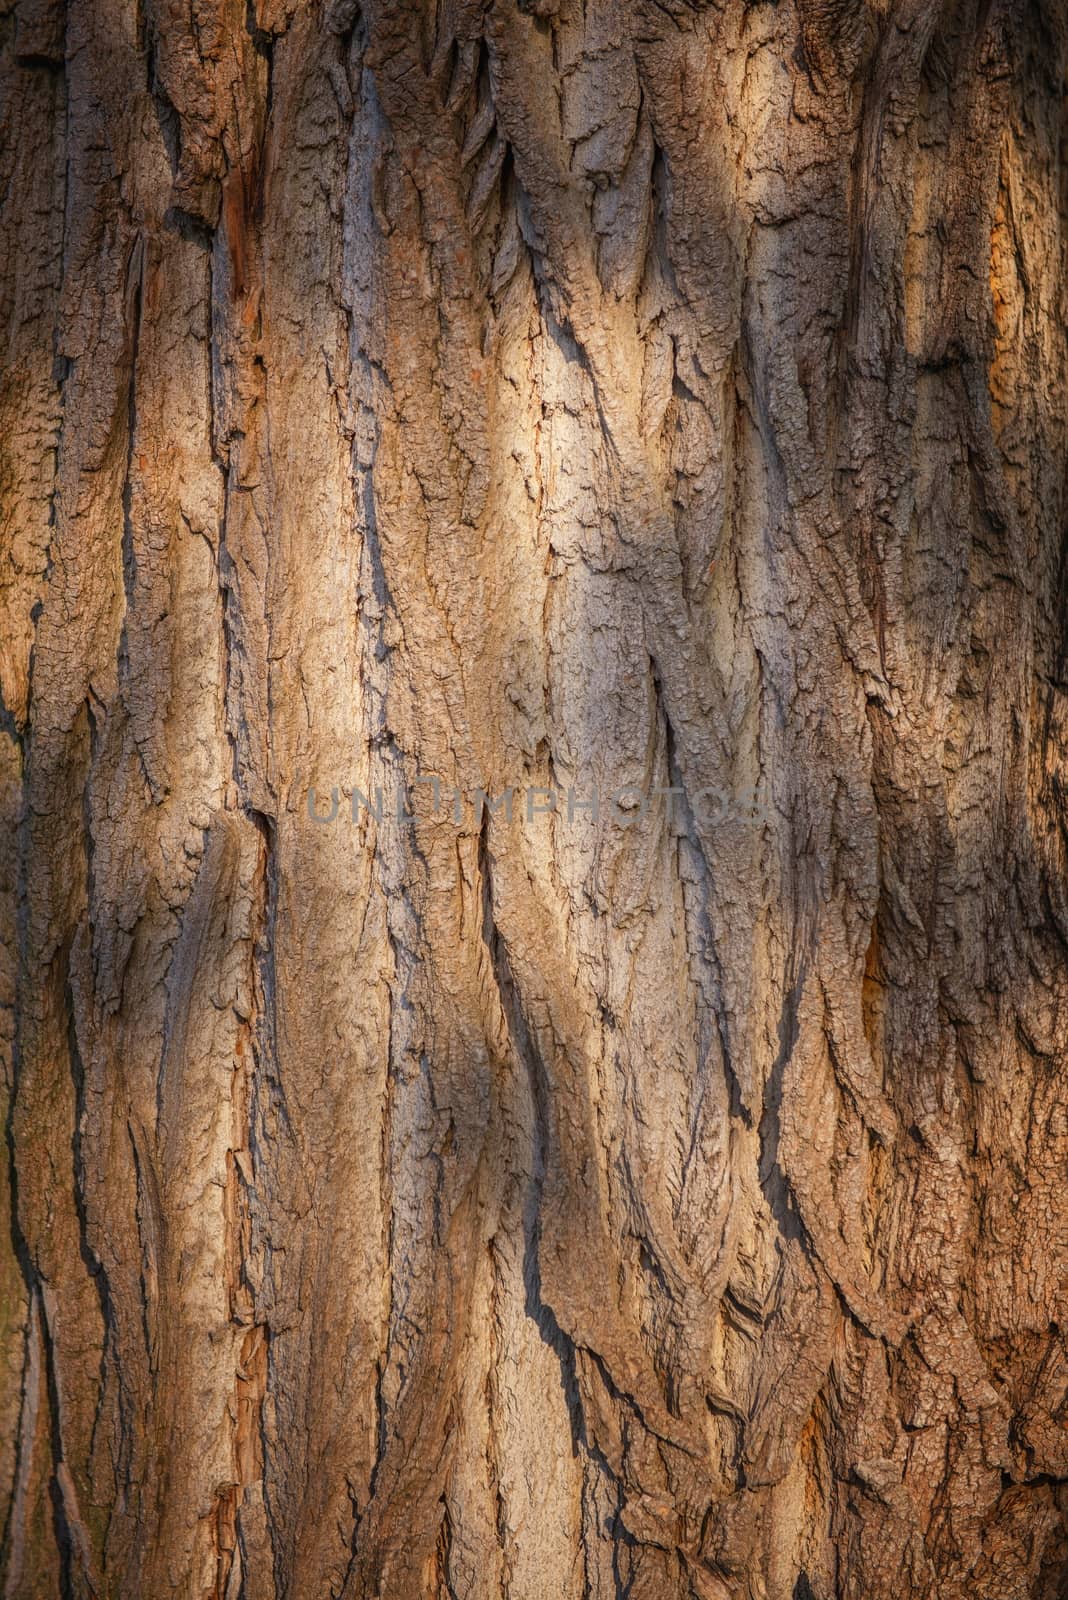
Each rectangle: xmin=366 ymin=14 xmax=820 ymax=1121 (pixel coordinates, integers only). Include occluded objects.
xmin=2 ymin=1 xmax=1067 ymax=1595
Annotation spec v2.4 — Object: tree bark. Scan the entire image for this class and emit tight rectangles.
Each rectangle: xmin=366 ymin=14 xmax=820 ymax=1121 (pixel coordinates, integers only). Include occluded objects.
xmin=2 ymin=0 xmax=1067 ymax=1595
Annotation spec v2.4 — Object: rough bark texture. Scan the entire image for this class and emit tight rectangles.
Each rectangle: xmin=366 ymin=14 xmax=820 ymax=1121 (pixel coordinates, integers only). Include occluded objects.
xmin=2 ymin=0 xmax=1067 ymax=1595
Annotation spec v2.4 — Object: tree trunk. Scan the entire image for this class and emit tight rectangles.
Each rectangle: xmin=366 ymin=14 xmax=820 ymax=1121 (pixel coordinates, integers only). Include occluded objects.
xmin=2 ymin=0 xmax=1067 ymax=1595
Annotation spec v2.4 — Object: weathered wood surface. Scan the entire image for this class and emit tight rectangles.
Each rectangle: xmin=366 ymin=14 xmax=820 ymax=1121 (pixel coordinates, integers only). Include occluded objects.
xmin=1 ymin=0 xmax=1066 ymax=1594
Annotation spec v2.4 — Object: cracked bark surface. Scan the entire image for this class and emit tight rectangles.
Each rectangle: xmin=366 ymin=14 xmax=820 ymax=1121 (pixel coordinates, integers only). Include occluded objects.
xmin=1 ymin=0 xmax=1067 ymax=1595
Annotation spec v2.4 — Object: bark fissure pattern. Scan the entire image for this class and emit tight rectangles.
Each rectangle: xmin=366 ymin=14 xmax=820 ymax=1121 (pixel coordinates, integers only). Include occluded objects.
xmin=0 ymin=0 xmax=1066 ymax=1596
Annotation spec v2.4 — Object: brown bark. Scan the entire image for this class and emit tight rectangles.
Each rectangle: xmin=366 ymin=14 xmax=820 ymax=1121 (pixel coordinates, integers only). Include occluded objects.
xmin=1 ymin=0 xmax=1067 ymax=1596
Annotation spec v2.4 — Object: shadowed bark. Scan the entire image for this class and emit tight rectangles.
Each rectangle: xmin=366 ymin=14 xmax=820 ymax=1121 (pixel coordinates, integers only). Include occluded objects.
xmin=1 ymin=0 xmax=1067 ymax=1596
